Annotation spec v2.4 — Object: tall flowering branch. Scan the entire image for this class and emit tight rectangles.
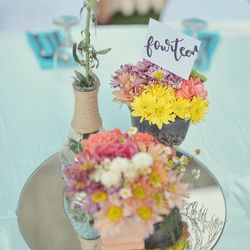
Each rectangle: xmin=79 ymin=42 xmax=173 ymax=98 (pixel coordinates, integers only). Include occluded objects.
xmin=73 ymin=0 xmax=111 ymax=89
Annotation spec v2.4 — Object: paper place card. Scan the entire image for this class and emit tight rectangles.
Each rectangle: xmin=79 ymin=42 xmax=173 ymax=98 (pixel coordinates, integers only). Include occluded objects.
xmin=143 ymin=19 xmax=201 ymax=80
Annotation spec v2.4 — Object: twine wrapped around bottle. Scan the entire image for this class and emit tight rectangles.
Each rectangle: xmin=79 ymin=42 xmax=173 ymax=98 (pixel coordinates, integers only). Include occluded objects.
xmin=71 ymin=84 xmax=102 ymax=134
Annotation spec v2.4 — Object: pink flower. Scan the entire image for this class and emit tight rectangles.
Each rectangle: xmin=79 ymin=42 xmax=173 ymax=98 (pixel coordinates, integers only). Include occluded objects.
xmin=83 ymin=129 xmax=126 ymax=155
xmin=176 ymin=77 xmax=208 ymax=100
xmin=130 ymin=132 xmax=155 ymax=147
xmin=165 ymin=172 xmax=189 ymax=209
xmin=94 ymin=140 xmax=138 ymax=163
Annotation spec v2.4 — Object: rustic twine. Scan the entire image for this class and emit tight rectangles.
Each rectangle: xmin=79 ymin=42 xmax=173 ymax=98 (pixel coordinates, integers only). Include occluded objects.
xmin=71 ymin=84 xmax=102 ymax=134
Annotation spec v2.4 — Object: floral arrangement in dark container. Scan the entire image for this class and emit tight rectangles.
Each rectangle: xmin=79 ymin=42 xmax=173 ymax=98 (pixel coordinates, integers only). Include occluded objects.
xmin=64 ymin=128 xmax=193 ymax=249
xmin=111 ymin=59 xmax=208 ymax=147
xmin=60 ymin=0 xmax=111 ymax=172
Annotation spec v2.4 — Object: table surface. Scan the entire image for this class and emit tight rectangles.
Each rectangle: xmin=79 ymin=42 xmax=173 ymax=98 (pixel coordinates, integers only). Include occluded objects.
xmin=17 ymin=153 xmax=226 ymax=250
xmin=1 ymin=23 xmax=250 ymax=250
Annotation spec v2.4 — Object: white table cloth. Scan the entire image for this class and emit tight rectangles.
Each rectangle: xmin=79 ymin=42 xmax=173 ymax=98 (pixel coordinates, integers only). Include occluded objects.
xmin=0 ymin=24 xmax=250 ymax=249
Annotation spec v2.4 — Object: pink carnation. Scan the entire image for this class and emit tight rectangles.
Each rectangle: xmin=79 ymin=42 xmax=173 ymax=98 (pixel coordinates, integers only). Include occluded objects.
xmin=83 ymin=129 xmax=126 ymax=155
xmin=93 ymin=140 xmax=138 ymax=163
xmin=176 ymin=77 xmax=208 ymax=100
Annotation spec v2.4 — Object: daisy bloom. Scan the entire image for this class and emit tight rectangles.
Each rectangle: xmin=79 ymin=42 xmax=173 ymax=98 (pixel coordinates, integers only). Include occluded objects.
xmin=190 ymin=97 xmax=209 ymax=123
xmin=173 ymin=98 xmax=191 ymax=120
xmin=165 ymin=172 xmax=189 ymax=209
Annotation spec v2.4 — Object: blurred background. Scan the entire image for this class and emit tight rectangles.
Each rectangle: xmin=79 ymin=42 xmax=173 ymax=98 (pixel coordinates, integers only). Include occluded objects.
xmin=1 ymin=0 xmax=250 ymax=29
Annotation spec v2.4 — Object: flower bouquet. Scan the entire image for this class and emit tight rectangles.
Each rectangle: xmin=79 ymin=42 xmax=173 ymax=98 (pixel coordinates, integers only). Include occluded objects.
xmin=64 ymin=128 xmax=191 ymax=250
xmin=111 ymin=59 xmax=208 ymax=147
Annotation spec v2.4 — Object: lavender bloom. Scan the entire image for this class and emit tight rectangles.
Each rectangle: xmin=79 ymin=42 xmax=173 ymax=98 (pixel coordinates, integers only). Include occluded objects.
xmin=111 ymin=59 xmax=182 ymax=89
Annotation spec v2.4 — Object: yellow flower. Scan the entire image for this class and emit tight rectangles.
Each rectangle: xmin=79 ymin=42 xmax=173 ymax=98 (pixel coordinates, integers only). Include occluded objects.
xmin=152 ymin=70 xmax=164 ymax=80
xmin=190 ymin=97 xmax=209 ymax=123
xmin=107 ymin=205 xmax=123 ymax=221
xmin=133 ymin=186 xmax=146 ymax=199
xmin=173 ymin=98 xmax=191 ymax=120
xmin=137 ymin=207 xmax=153 ymax=220
xmin=91 ymin=191 xmax=108 ymax=203
xmin=131 ymin=84 xmax=177 ymax=129
xmin=167 ymin=237 xmax=189 ymax=250
xmin=131 ymin=93 xmax=156 ymax=122
xmin=146 ymin=84 xmax=175 ymax=101
xmin=148 ymin=100 xmax=176 ymax=129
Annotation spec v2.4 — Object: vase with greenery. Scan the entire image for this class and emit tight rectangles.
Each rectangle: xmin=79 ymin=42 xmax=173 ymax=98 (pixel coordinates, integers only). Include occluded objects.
xmin=60 ymin=0 xmax=111 ymax=173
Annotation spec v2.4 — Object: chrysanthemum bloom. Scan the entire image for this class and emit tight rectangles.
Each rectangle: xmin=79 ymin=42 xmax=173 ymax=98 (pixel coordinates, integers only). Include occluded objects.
xmin=190 ymin=97 xmax=209 ymax=123
xmin=173 ymin=98 xmax=191 ymax=120
xmin=131 ymin=84 xmax=177 ymax=129
xmin=176 ymin=77 xmax=208 ymax=100
xmin=165 ymin=172 xmax=189 ymax=209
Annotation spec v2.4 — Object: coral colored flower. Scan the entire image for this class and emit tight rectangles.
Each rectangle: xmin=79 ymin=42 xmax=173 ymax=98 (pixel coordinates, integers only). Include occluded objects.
xmin=82 ymin=129 xmax=125 ymax=155
xmin=93 ymin=140 xmax=138 ymax=163
xmin=176 ymin=77 xmax=208 ymax=100
xmin=130 ymin=132 xmax=155 ymax=147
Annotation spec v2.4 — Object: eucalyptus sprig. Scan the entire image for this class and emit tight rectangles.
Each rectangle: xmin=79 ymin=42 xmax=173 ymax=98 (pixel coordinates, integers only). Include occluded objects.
xmin=73 ymin=0 xmax=111 ymax=90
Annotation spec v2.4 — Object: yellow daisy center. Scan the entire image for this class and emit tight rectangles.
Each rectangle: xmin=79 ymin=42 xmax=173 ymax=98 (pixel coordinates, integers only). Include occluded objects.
xmin=150 ymin=173 xmax=161 ymax=187
xmin=170 ymin=184 xmax=177 ymax=193
xmin=107 ymin=205 xmax=123 ymax=221
xmin=91 ymin=191 xmax=108 ymax=203
xmin=152 ymin=70 xmax=164 ymax=80
xmin=81 ymin=163 xmax=90 ymax=171
xmin=152 ymin=193 xmax=164 ymax=206
xmin=75 ymin=182 xmax=84 ymax=191
xmin=137 ymin=207 xmax=153 ymax=220
xmin=133 ymin=187 xmax=146 ymax=199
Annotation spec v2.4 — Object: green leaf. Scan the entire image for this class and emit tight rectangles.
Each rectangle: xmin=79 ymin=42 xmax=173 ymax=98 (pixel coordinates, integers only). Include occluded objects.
xmin=190 ymin=69 xmax=207 ymax=82
xmin=74 ymin=71 xmax=86 ymax=82
xmin=72 ymin=43 xmax=81 ymax=64
xmin=96 ymin=48 xmax=111 ymax=55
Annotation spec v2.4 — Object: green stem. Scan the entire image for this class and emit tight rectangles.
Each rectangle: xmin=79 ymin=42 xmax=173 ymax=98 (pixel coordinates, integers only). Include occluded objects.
xmin=85 ymin=6 xmax=91 ymax=86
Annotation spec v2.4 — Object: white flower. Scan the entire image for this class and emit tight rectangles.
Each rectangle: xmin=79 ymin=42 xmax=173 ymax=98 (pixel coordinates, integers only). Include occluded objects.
xmin=179 ymin=166 xmax=186 ymax=173
xmin=127 ymin=127 xmax=138 ymax=136
xmin=132 ymin=152 xmax=153 ymax=170
xmin=91 ymin=168 xmax=105 ymax=182
xmin=124 ymin=169 xmax=137 ymax=180
xmin=110 ymin=157 xmax=131 ymax=173
xmin=102 ymin=158 xmax=111 ymax=170
xmin=101 ymin=171 xmax=121 ymax=188
xmin=192 ymin=169 xmax=201 ymax=179
xmin=119 ymin=187 xmax=132 ymax=199
xmin=180 ymin=155 xmax=189 ymax=165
